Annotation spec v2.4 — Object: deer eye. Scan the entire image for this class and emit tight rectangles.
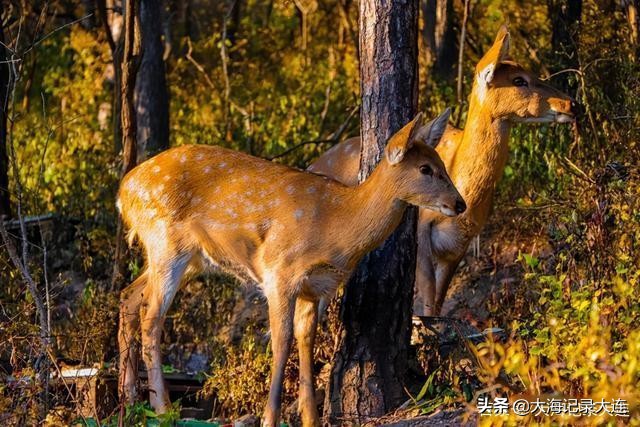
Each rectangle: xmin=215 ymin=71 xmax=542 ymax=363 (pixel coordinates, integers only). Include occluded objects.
xmin=513 ymin=77 xmax=528 ymax=87
xmin=419 ymin=165 xmax=433 ymax=176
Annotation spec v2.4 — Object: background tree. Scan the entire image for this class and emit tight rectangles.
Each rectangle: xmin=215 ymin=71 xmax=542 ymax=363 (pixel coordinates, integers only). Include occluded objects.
xmin=135 ymin=0 xmax=170 ymax=160
xmin=0 ymin=4 xmax=11 ymax=219
xmin=112 ymin=0 xmax=142 ymax=288
xmin=547 ymin=0 xmax=582 ymax=96
xmin=325 ymin=0 xmax=419 ymax=423
xmin=423 ymin=0 xmax=457 ymax=80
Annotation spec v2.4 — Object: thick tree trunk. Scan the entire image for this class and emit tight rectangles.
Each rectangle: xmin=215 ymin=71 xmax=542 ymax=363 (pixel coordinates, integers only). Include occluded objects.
xmin=135 ymin=0 xmax=169 ymax=160
xmin=548 ymin=0 xmax=582 ymax=96
xmin=422 ymin=0 xmax=456 ymax=80
xmin=325 ymin=0 xmax=419 ymax=423
xmin=0 ymin=6 xmax=11 ymax=219
xmin=112 ymin=0 xmax=142 ymax=289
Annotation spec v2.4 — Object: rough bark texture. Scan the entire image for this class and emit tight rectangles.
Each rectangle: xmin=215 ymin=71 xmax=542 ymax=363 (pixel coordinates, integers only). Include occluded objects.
xmin=135 ymin=0 xmax=170 ymax=160
xmin=548 ymin=0 xmax=582 ymax=96
xmin=422 ymin=0 xmax=456 ymax=79
xmin=325 ymin=0 xmax=419 ymax=424
xmin=112 ymin=0 xmax=142 ymax=289
xmin=0 ymin=7 xmax=11 ymax=219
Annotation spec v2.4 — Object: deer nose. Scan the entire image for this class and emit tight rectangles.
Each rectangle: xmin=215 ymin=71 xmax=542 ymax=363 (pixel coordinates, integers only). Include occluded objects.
xmin=455 ymin=199 xmax=467 ymax=214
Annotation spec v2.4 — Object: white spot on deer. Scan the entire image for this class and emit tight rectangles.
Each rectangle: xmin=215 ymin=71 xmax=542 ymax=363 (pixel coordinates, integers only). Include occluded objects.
xmin=195 ymin=153 xmax=204 ymax=161
xmin=180 ymin=154 xmax=188 ymax=163
xmin=307 ymin=186 xmax=316 ymax=194
xmin=204 ymin=166 xmax=212 ymax=174
xmin=152 ymin=165 xmax=161 ymax=174
xmin=258 ymin=190 xmax=267 ymax=198
xmin=327 ymin=158 xmax=334 ymax=167
xmin=294 ymin=209 xmax=304 ymax=221
xmin=286 ymin=185 xmax=295 ymax=195
xmin=191 ymin=196 xmax=202 ymax=206
xmin=140 ymin=190 xmax=151 ymax=202
xmin=163 ymin=175 xmax=171 ymax=182
xmin=242 ymin=175 xmax=249 ymax=182
xmin=219 ymin=162 xmax=227 ymax=169
xmin=267 ymin=198 xmax=281 ymax=208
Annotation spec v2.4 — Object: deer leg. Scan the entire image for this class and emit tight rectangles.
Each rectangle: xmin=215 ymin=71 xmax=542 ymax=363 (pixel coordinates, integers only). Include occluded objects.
xmin=414 ymin=222 xmax=437 ymax=317
xmin=263 ymin=282 xmax=296 ymax=427
xmin=140 ymin=254 xmax=190 ymax=413
xmin=118 ymin=271 xmax=148 ymax=405
xmin=434 ymin=254 xmax=463 ymax=316
xmin=294 ymin=297 xmax=320 ymax=427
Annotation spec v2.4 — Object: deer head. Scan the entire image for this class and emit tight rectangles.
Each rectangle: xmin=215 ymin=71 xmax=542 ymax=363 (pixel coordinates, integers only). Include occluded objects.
xmin=382 ymin=109 xmax=466 ymax=216
xmin=474 ymin=25 xmax=575 ymax=124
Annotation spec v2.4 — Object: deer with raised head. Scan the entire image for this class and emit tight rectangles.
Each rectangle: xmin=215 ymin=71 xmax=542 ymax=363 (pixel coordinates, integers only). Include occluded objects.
xmin=116 ymin=111 xmax=463 ymax=426
xmin=309 ymin=26 xmax=575 ymax=317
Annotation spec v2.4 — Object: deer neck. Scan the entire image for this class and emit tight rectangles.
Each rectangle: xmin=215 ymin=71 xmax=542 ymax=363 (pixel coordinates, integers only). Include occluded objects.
xmin=450 ymin=92 xmax=512 ymax=217
xmin=335 ymin=164 xmax=407 ymax=266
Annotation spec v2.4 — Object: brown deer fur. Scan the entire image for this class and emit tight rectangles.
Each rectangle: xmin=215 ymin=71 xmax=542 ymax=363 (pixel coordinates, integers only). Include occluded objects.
xmin=309 ymin=26 xmax=574 ymax=316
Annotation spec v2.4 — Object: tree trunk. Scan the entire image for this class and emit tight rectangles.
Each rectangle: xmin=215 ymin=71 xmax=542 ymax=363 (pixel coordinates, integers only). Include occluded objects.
xmin=548 ymin=0 xmax=582 ymax=96
xmin=0 ymin=5 xmax=11 ymax=219
xmin=422 ymin=0 xmax=456 ymax=80
xmin=112 ymin=0 xmax=142 ymax=290
xmin=325 ymin=0 xmax=419 ymax=423
xmin=135 ymin=0 xmax=169 ymax=161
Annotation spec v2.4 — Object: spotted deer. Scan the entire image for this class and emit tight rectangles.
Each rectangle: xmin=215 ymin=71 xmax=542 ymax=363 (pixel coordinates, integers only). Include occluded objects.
xmin=309 ymin=26 xmax=575 ymax=317
xmin=116 ymin=111 xmax=464 ymax=426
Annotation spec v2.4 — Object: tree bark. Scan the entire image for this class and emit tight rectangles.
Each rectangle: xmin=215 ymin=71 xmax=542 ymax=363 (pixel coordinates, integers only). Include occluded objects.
xmin=112 ymin=0 xmax=142 ymax=290
xmin=135 ymin=0 xmax=169 ymax=160
xmin=0 ymin=5 xmax=11 ymax=219
xmin=325 ymin=0 xmax=419 ymax=423
xmin=547 ymin=0 xmax=582 ymax=96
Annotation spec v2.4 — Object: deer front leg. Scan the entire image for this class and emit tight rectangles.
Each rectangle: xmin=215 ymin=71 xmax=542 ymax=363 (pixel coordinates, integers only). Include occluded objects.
xmin=434 ymin=254 xmax=463 ymax=316
xmin=118 ymin=271 xmax=148 ymax=405
xmin=413 ymin=222 xmax=438 ymax=317
xmin=140 ymin=255 xmax=190 ymax=413
xmin=263 ymin=282 xmax=296 ymax=427
xmin=294 ymin=297 xmax=320 ymax=427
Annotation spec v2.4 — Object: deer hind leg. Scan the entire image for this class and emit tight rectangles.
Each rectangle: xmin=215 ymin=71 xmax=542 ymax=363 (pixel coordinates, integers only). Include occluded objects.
xmin=140 ymin=253 xmax=191 ymax=413
xmin=118 ymin=271 xmax=148 ymax=404
xmin=294 ymin=297 xmax=320 ymax=427
xmin=262 ymin=277 xmax=296 ymax=427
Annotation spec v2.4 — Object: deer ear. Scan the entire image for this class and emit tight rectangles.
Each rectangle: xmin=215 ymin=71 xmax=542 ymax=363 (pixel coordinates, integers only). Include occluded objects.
xmin=413 ymin=108 xmax=451 ymax=149
xmin=476 ymin=25 xmax=511 ymax=85
xmin=385 ymin=113 xmax=424 ymax=165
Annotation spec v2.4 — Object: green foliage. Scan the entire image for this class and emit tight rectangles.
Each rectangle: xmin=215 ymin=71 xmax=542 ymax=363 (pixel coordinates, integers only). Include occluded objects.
xmin=95 ymin=401 xmax=181 ymax=427
xmin=200 ymin=334 xmax=272 ymax=418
